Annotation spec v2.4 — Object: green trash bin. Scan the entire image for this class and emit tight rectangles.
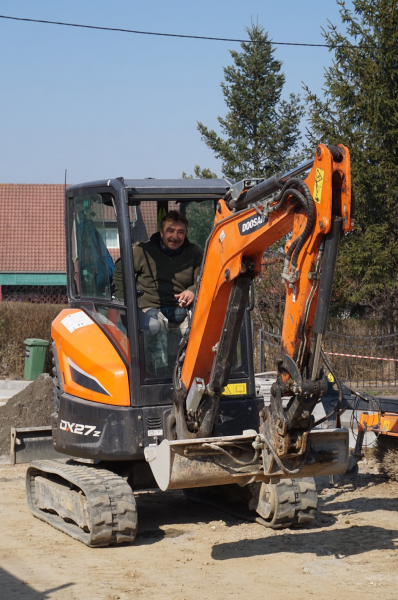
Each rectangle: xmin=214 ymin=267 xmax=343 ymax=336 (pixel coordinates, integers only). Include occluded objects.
xmin=23 ymin=339 xmax=50 ymax=380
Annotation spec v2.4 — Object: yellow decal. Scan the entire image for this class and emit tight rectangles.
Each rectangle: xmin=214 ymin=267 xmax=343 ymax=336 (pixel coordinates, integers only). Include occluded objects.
xmin=222 ymin=383 xmax=247 ymax=396
xmin=327 ymin=372 xmax=334 ymax=383
xmin=313 ymin=168 xmax=324 ymax=204
xmin=382 ymin=419 xmax=391 ymax=431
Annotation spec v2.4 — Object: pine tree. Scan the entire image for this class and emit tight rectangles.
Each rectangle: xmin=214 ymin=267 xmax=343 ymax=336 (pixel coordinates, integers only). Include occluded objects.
xmin=304 ymin=0 xmax=398 ymax=323
xmin=181 ymin=165 xmax=218 ymax=179
xmin=180 ymin=166 xmax=218 ymax=251
xmin=197 ymin=22 xmax=305 ymax=181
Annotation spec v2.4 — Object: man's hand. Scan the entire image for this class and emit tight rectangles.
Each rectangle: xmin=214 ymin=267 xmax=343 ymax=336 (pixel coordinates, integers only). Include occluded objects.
xmin=175 ymin=290 xmax=194 ymax=307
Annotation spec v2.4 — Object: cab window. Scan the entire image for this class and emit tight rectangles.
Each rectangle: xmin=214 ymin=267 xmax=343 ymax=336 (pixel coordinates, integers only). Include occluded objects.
xmin=70 ymin=194 xmax=114 ymax=300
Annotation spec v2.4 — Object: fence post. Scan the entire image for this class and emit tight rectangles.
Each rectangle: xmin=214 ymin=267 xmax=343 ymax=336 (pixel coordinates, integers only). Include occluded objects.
xmin=259 ymin=329 xmax=264 ymax=373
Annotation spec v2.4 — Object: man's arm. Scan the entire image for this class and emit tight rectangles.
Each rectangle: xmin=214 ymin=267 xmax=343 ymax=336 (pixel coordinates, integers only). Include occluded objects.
xmin=113 ymin=245 xmax=143 ymax=301
xmin=187 ymin=245 xmax=203 ymax=293
xmin=175 ymin=245 xmax=203 ymax=307
xmin=113 ymin=258 xmax=124 ymax=300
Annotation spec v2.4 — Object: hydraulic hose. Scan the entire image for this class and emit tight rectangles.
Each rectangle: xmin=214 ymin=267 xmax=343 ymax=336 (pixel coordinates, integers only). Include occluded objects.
xmin=276 ymin=189 xmax=308 ymax=267
xmin=261 ymin=433 xmax=310 ymax=476
xmin=313 ymin=218 xmax=343 ymax=336
xmin=270 ymin=177 xmax=315 ymax=280
xmin=227 ymin=158 xmax=315 ymax=210
xmin=173 ymin=333 xmax=189 ymax=390
xmin=313 ymin=348 xmax=343 ymax=428
xmin=287 ymin=180 xmax=315 ymax=271
xmin=202 ymin=443 xmax=260 ymax=466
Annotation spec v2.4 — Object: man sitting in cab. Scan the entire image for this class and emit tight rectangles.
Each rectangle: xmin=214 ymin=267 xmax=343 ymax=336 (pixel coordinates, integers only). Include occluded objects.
xmin=113 ymin=210 xmax=203 ymax=377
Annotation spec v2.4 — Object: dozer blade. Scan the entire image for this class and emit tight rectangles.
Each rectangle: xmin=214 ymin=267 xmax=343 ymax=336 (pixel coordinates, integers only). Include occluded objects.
xmin=144 ymin=428 xmax=350 ymax=491
xmin=10 ymin=426 xmax=69 ymax=465
xmin=26 ymin=459 xmax=137 ymax=547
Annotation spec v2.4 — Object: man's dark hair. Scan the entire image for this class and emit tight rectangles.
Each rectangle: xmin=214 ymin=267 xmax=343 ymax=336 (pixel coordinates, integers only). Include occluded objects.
xmin=160 ymin=210 xmax=189 ymax=230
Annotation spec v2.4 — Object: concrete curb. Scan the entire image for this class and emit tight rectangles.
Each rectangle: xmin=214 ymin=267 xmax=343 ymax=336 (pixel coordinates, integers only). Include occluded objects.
xmin=0 ymin=380 xmax=33 ymax=406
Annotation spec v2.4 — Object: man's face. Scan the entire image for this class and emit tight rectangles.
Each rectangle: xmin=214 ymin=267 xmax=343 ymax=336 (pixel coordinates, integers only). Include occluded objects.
xmin=160 ymin=219 xmax=186 ymax=251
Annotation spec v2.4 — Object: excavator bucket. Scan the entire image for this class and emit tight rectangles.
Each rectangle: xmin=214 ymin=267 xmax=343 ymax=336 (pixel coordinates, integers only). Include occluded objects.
xmin=144 ymin=431 xmax=262 ymax=491
xmin=145 ymin=428 xmax=349 ymax=491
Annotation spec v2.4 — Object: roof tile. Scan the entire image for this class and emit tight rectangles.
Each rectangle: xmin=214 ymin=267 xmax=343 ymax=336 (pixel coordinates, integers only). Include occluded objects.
xmin=0 ymin=184 xmax=66 ymax=272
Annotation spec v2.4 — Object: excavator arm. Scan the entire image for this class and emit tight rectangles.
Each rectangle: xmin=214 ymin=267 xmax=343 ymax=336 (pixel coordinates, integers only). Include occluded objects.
xmin=146 ymin=144 xmax=352 ymax=489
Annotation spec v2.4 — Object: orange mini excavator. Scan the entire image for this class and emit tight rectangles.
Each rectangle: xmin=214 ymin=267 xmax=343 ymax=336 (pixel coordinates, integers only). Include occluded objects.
xmin=26 ymin=144 xmax=353 ymax=546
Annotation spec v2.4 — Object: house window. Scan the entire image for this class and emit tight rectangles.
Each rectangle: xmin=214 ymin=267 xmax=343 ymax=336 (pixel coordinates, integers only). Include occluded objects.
xmin=105 ymin=228 xmax=119 ymax=249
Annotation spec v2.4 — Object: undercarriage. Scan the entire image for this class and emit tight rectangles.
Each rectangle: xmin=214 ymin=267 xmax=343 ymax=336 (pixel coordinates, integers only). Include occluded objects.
xmin=26 ymin=458 xmax=320 ymax=546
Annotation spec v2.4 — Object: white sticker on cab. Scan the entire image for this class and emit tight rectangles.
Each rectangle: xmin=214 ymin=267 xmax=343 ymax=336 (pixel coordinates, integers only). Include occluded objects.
xmin=61 ymin=311 xmax=94 ymax=334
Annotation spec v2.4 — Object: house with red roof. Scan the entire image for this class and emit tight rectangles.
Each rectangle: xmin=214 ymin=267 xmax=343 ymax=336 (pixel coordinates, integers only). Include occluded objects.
xmin=0 ymin=184 xmax=147 ymax=302
xmin=0 ymin=184 xmax=68 ymax=302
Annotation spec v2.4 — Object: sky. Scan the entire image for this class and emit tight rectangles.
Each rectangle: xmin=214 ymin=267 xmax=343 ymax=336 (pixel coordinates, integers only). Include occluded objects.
xmin=0 ymin=0 xmax=353 ymax=184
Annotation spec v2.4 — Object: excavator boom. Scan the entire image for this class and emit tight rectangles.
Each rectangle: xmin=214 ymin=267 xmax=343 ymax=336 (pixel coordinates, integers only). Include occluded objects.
xmin=182 ymin=143 xmax=352 ymax=389
xmin=148 ymin=144 xmax=352 ymax=487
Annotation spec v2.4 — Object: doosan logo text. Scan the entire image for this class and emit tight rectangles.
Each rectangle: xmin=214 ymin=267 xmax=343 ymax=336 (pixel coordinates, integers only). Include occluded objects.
xmin=241 ymin=216 xmax=265 ymax=232
xmin=238 ymin=214 xmax=268 ymax=236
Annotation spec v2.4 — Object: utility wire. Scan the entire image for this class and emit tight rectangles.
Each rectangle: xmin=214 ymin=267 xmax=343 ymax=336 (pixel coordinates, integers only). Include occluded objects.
xmin=0 ymin=14 xmax=385 ymax=49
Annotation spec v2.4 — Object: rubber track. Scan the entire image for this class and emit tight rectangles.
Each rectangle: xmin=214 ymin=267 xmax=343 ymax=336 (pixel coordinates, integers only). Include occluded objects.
xmin=26 ymin=459 xmax=137 ymax=547
xmin=263 ymin=477 xmax=318 ymax=529
xmin=184 ymin=477 xmax=318 ymax=530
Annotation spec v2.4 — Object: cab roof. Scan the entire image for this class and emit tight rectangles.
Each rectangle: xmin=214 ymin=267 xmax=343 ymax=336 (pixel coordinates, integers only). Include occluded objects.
xmin=125 ymin=178 xmax=232 ymax=199
xmin=67 ymin=178 xmax=234 ymax=201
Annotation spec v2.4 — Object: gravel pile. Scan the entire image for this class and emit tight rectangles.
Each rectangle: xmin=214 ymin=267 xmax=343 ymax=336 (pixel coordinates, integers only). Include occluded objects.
xmin=0 ymin=374 xmax=54 ymax=457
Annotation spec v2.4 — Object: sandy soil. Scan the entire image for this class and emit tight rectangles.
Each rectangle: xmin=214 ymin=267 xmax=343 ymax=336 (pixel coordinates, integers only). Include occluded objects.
xmin=1 ymin=457 xmax=398 ymax=600
xmin=0 ymin=375 xmax=54 ymax=456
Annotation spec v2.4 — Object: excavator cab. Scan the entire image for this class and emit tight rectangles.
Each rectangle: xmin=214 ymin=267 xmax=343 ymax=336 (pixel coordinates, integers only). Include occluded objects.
xmin=50 ymin=178 xmax=259 ymax=462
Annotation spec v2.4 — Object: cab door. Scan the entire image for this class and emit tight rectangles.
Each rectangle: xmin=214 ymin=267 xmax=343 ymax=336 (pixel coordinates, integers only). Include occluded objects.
xmin=64 ymin=183 xmax=141 ymax=406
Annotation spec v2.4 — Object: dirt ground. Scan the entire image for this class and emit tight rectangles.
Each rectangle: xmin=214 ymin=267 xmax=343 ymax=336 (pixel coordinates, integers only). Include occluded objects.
xmin=0 ymin=375 xmax=54 ymax=456
xmin=0 ymin=456 xmax=398 ymax=600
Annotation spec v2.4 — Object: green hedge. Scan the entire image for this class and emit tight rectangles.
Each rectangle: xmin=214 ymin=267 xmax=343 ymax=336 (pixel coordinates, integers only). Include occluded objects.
xmin=0 ymin=303 xmax=66 ymax=378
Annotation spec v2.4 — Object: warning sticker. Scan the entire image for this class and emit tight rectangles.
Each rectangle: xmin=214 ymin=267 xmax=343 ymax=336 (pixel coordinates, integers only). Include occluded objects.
xmin=327 ymin=372 xmax=334 ymax=383
xmin=313 ymin=167 xmax=324 ymax=204
xmin=148 ymin=429 xmax=163 ymax=437
xmin=61 ymin=311 xmax=94 ymax=333
xmin=222 ymin=383 xmax=247 ymax=396
xmin=382 ymin=420 xmax=391 ymax=432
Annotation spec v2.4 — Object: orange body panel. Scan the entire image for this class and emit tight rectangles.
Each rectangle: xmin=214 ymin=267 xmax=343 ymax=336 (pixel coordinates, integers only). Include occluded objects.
xmin=360 ymin=412 xmax=398 ymax=437
xmin=181 ymin=144 xmax=352 ymax=390
xmin=52 ymin=308 xmax=130 ymax=406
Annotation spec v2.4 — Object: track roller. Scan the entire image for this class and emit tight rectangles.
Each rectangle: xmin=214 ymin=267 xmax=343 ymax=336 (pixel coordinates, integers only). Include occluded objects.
xmin=26 ymin=459 xmax=137 ymax=547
